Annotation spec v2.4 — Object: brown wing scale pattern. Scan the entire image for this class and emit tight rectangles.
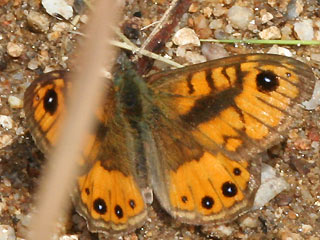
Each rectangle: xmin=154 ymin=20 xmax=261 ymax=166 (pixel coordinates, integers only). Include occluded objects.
xmin=146 ymin=54 xmax=315 ymax=224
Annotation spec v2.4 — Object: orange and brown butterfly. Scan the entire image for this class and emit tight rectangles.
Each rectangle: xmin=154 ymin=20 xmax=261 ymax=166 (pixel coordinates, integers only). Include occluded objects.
xmin=23 ymin=54 xmax=315 ymax=236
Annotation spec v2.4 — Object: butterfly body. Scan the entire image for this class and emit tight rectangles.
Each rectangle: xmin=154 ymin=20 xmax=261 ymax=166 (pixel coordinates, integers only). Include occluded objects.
xmin=24 ymin=54 xmax=315 ymax=236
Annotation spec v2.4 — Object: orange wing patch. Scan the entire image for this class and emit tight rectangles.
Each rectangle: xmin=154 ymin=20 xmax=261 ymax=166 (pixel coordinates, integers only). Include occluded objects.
xmin=169 ymin=152 xmax=250 ymax=217
xmin=78 ymin=161 xmax=146 ymax=227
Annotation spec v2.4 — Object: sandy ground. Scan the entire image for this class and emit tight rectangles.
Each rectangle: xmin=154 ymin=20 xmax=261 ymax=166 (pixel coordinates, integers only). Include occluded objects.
xmin=0 ymin=0 xmax=319 ymax=239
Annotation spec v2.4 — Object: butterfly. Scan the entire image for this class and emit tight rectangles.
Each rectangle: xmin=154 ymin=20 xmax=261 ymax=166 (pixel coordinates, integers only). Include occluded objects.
xmin=23 ymin=53 xmax=315 ymax=236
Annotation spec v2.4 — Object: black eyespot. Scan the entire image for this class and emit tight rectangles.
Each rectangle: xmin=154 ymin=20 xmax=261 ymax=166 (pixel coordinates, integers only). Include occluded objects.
xmin=181 ymin=196 xmax=188 ymax=203
xmin=93 ymin=198 xmax=107 ymax=215
xmin=256 ymin=70 xmax=279 ymax=93
xmin=85 ymin=188 xmax=90 ymax=195
xmin=43 ymin=89 xmax=58 ymax=115
xmin=286 ymin=72 xmax=291 ymax=78
xmin=201 ymin=196 xmax=214 ymax=209
xmin=115 ymin=205 xmax=123 ymax=219
xmin=233 ymin=167 xmax=241 ymax=176
xmin=222 ymin=182 xmax=238 ymax=197
xmin=129 ymin=200 xmax=136 ymax=209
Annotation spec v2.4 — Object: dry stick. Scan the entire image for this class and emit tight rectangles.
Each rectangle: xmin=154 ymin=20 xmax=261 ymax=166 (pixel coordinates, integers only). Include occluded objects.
xmin=27 ymin=0 xmax=121 ymax=239
xmin=136 ymin=0 xmax=192 ymax=74
xmin=139 ymin=0 xmax=180 ymax=51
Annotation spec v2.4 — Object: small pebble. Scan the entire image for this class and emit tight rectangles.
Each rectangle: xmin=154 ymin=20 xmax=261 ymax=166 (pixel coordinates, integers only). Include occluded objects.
xmin=193 ymin=15 xmax=212 ymax=39
xmin=203 ymin=7 xmax=212 ymax=18
xmin=0 ymin=115 xmax=14 ymax=129
xmin=27 ymin=10 xmax=50 ymax=32
xmin=59 ymin=235 xmax=79 ymax=240
xmin=294 ymin=19 xmax=314 ymax=40
xmin=289 ymin=157 xmax=311 ymax=175
xmin=172 ymin=27 xmax=200 ymax=47
xmin=276 ymin=192 xmax=293 ymax=206
xmin=0 ymin=135 xmax=13 ymax=149
xmin=267 ymin=45 xmax=293 ymax=57
xmin=52 ymin=22 xmax=71 ymax=32
xmin=185 ymin=51 xmax=206 ymax=64
xmin=0 ymin=225 xmax=16 ymax=240
xmin=240 ymin=216 xmax=258 ymax=228
xmin=3 ymin=178 xmax=11 ymax=187
xmin=201 ymin=43 xmax=229 ymax=60
xmin=260 ymin=9 xmax=273 ymax=24
xmin=203 ymin=224 xmax=233 ymax=237
xmin=209 ymin=19 xmax=223 ymax=30
xmin=15 ymin=127 xmax=24 ymax=136
xmin=42 ymin=0 xmax=73 ymax=20
xmin=213 ymin=4 xmax=226 ymax=17
xmin=300 ymin=224 xmax=313 ymax=233
xmin=188 ymin=2 xmax=199 ymax=13
xmin=227 ymin=6 xmax=253 ymax=30
xmin=27 ymin=58 xmax=39 ymax=70
xmin=281 ymin=24 xmax=293 ymax=39
xmin=311 ymin=53 xmax=320 ymax=62
xmin=47 ymin=31 xmax=62 ymax=41
xmin=302 ymin=80 xmax=320 ymax=110
xmin=253 ymin=163 xmax=289 ymax=209
xmin=259 ymin=26 xmax=281 ymax=40
xmin=7 ymin=42 xmax=24 ymax=58
xmin=8 ymin=96 xmax=23 ymax=109
xmin=287 ymin=0 xmax=304 ymax=20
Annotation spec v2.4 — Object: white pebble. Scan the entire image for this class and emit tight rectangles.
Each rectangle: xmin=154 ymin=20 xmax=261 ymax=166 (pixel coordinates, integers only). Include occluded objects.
xmin=0 ymin=225 xmax=16 ymax=240
xmin=8 ymin=96 xmax=23 ymax=109
xmin=7 ymin=42 xmax=24 ymax=58
xmin=15 ymin=127 xmax=25 ymax=136
xmin=259 ymin=26 xmax=281 ymax=40
xmin=172 ymin=28 xmax=200 ymax=47
xmin=253 ymin=163 xmax=289 ymax=209
xmin=294 ymin=19 xmax=314 ymax=40
xmin=0 ymin=115 xmax=14 ymax=129
xmin=267 ymin=45 xmax=293 ymax=57
xmin=42 ymin=0 xmax=73 ymax=20
xmin=59 ymin=235 xmax=79 ymax=240
xmin=227 ymin=6 xmax=253 ymax=30
xmin=303 ymin=80 xmax=320 ymax=110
